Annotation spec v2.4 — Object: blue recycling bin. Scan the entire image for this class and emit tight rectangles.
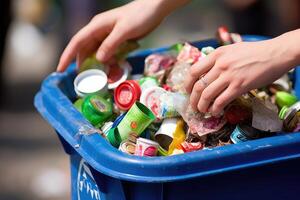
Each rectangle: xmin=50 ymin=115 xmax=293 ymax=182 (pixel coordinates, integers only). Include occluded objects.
xmin=34 ymin=36 xmax=300 ymax=200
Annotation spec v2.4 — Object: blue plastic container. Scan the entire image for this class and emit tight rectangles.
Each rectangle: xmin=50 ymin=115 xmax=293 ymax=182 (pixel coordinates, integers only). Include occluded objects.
xmin=34 ymin=36 xmax=300 ymax=200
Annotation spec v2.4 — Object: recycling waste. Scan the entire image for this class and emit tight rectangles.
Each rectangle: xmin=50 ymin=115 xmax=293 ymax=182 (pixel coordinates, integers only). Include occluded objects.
xmin=72 ymin=26 xmax=299 ymax=156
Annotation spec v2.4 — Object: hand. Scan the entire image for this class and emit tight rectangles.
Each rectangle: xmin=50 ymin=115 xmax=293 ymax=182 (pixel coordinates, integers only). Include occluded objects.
xmin=56 ymin=0 xmax=190 ymax=72
xmin=184 ymin=37 xmax=295 ymax=116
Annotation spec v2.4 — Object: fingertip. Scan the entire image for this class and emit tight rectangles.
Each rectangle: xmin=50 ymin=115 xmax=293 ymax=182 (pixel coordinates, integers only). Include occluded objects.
xmin=210 ymin=107 xmax=221 ymax=117
xmin=197 ymin=103 xmax=207 ymax=114
xmin=96 ymin=50 xmax=107 ymax=62
xmin=56 ymin=50 xmax=73 ymax=72
xmin=56 ymin=62 xmax=64 ymax=73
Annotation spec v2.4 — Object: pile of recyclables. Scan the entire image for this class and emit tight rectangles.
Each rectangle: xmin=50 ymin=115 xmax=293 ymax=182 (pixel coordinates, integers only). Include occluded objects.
xmin=72 ymin=26 xmax=300 ymax=157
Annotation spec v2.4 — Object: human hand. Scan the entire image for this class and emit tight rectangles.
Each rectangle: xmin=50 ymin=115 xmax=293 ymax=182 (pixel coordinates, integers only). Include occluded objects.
xmin=184 ymin=37 xmax=296 ymax=116
xmin=57 ymin=0 xmax=190 ymax=72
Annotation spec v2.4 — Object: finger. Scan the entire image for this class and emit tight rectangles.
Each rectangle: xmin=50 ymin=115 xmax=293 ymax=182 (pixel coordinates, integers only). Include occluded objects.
xmin=209 ymin=85 xmax=241 ymax=116
xmin=96 ymin=25 xmax=128 ymax=62
xmin=57 ymin=26 xmax=93 ymax=72
xmin=197 ymin=77 xmax=229 ymax=113
xmin=76 ymin=41 xmax=100 ymax=68
xmin=57 ymin=18 xmax=111 ymax=72
xmin=189 ymin=69 xmax=219 ymax=110
xmin=184 ymin=52 xmax=217 ymax=94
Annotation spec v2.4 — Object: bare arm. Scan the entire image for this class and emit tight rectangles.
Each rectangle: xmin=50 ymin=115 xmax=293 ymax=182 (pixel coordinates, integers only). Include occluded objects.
xmin=185 ymin=29 xmax=300 ymax=116
xmin=56 ymin=0 xmax=191 ymax=72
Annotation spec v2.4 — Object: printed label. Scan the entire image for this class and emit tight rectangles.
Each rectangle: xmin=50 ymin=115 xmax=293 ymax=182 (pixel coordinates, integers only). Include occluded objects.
xmin=91 ymin=99 xmax=107 ymax=112
xmin=77 ymin=159 xmax=101 ymax=200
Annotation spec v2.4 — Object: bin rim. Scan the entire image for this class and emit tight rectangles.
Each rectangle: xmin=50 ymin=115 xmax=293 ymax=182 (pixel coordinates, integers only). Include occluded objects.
xmin=34 ymin=35 xmax=300 ymax=183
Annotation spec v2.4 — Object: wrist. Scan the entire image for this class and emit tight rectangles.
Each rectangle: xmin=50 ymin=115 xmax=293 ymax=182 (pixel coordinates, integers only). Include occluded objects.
xmin=273 ymin=29 xmax=300 ymax=71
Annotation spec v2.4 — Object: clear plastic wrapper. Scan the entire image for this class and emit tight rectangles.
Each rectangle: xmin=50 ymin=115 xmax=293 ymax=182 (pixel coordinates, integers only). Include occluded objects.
xmin=166 ymin=61 xmax=191 ymax=92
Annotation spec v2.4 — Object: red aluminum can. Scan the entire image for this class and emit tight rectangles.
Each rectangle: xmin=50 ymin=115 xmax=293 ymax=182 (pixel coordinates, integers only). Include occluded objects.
xmin=114 ymin=80 xmax=142 ymax=110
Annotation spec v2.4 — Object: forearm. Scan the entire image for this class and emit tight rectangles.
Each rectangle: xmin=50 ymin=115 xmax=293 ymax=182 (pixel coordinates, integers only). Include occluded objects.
xmin=272 ymin=29 xmax=300 ymax=71
xmin=147 ymin=0 xmax=191 ymax=18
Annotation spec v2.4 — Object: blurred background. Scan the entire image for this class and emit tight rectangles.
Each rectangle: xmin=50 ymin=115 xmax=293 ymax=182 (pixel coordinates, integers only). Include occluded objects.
xmin=0 ymin=0 xmax=299 ymax=199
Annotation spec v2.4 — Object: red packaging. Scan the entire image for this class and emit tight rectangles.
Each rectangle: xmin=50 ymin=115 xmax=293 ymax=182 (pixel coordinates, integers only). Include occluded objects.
xmin=180 ymin=141 xmax=203 ymax=152
xmin=177 ymin=43 xmax=202 ymax=64
xmin=225 ymin=105 xmax=252 ymax=125
xmin=217 ymin=26 xmax=232 ymax=45
xmin=134 ymin=138 xmax=159 ymax=156
xmin=114 ymin=80 xmax=141 ymax=110
xmin=162 ymin=84 xmax=172 ymax=91
xmin=107 ymin=64 xmax=124 ymax=84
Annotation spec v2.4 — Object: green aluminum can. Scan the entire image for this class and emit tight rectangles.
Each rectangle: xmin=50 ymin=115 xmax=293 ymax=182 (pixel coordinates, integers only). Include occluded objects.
xmin=117 ymin=102 xmax=155 ymax=141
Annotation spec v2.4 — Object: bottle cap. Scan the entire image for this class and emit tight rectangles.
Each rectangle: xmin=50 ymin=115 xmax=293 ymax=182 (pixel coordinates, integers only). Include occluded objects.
xmin=114 ymin=80 xmax=141 ymax=110
xmin=74 ymin=69 xmax=108 ymax=97
xmin=82 ymin=95 xmax=113 ymax=127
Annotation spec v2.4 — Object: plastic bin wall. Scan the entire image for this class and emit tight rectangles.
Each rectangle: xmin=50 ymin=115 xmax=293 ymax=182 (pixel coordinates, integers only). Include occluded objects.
xmin=34 ymin=36 xmax=300 ymax=200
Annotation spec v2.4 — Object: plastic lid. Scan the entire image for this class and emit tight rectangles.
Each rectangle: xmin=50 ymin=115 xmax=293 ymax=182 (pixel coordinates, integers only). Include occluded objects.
xmin=74 ymin=69 xmax=108 ymax=97
xmin=114 ymin=80 xmax=141 ymax=110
